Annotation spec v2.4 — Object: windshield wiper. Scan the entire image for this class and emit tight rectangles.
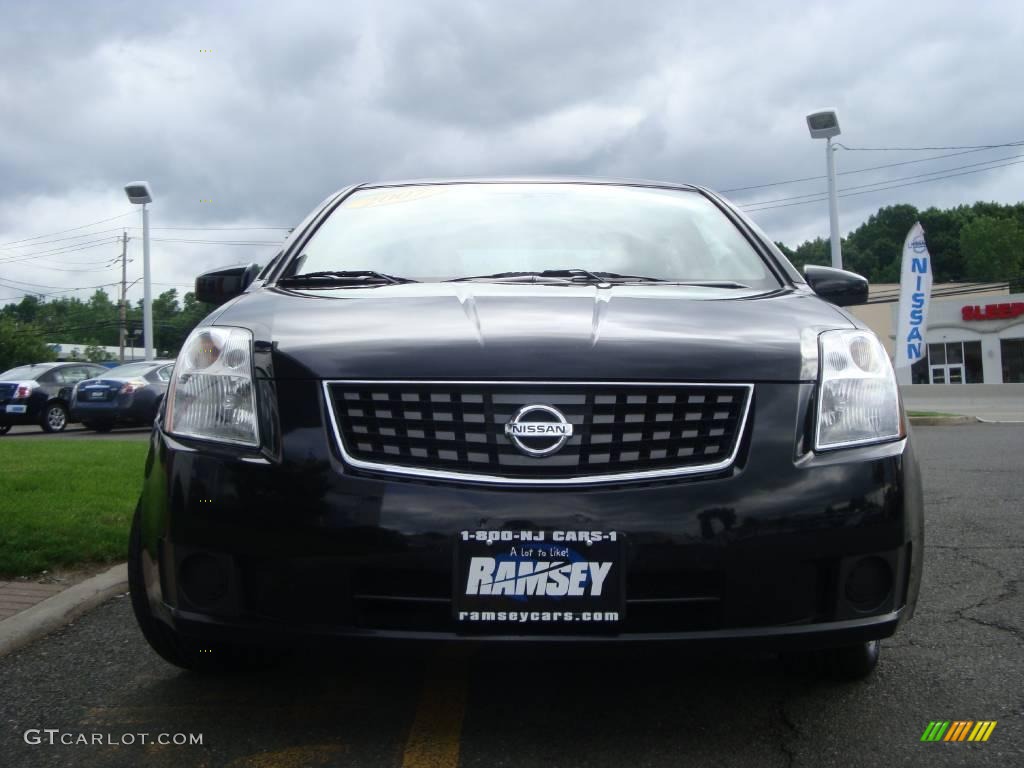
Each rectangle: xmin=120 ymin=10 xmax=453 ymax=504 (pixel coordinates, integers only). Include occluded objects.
xmin=659 ymin=280 xmax=752 ymax=289
xmin=447 ymin=269 xmax=616 ymax=286
xmin=278 ymin=270 xmax=417 ymax=286
xmin=446 ymin=270 xmax=750 ymax=289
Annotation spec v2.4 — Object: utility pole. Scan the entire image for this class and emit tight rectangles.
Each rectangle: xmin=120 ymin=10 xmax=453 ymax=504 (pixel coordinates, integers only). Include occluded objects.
xmin=119 ymin=231 xmax=128 ymax=362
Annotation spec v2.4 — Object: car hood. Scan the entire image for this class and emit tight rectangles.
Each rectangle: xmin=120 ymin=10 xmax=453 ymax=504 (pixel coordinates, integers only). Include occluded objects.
xmin=214 ymin=283 xmax=854 ymax=382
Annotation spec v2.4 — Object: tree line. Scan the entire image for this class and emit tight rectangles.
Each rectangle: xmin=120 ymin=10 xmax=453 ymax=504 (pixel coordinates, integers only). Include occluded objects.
xmin=774 ymin=200 xmax=1024 ymax=285
xmin=0 ymin=289 xmax=215 ymax=371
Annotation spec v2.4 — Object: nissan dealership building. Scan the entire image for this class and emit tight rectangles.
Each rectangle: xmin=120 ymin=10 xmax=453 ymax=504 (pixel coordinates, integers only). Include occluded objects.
xmin=851 ymin=286 xmax=1024 ymax=385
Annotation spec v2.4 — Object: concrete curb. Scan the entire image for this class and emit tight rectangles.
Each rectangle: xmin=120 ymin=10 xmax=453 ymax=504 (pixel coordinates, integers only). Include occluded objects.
xmin=0 ymin=563 xmax=128 ymax=658
xmin=908 ymin=415 xmax=974 ymax=426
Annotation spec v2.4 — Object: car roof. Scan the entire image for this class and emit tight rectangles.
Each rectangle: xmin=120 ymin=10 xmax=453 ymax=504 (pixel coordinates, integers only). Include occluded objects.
xmin=13 ymin=362 xmax=61 ymax=370
xmin=354 ymin=176 xmax=701 ymax=193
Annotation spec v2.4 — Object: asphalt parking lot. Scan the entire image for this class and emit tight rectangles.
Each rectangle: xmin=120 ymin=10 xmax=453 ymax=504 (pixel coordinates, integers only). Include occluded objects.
xmin=1 ymin=423 xmax=1021 ymax=767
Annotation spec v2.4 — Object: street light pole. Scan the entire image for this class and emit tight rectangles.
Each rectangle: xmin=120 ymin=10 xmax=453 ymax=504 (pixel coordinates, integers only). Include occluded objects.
xmin=142 ymin=203 xmax=153 ymax=360
xmin=825 ymin=138 xmax=841 ymax=270
xmin=806 ymin=109 xmax=843 ymax=270
xmin=124 ymin=182 xmax=154 ymax=360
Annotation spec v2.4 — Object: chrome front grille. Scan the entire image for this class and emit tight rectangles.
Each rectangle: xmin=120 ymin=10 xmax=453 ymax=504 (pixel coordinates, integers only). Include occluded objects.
xmin=323 ymin=380 xmax=753 ymax=484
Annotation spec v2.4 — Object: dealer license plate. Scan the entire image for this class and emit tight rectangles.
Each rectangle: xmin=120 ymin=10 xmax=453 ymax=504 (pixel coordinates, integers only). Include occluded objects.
xmin=5 ymin=404 xmax=27 ymax=413
xmin=454 ymin=530 xmax=624 ymax=627
xmin=89 ymin=391 xmax=106 ymax=399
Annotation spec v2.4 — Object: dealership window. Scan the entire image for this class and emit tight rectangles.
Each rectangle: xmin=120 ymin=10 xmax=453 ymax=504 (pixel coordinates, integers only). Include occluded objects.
xmin=1002 ymin=339 xmax=1024 ymax=383
xmin=924 ymin=341 xmax=983 ymax=384
xmin=910 ymin=357 xmax=929 ymax=384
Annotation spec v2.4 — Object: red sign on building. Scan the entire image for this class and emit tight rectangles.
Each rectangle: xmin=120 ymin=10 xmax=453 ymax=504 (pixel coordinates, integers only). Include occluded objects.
xmin=962 ymin=302 xmax=1024 ymax=321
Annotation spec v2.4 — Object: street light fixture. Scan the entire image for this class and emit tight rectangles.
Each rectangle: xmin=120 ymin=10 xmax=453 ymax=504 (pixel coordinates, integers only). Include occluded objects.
xmin=805 ymin=109 xmax=843 ymax=270
xmin=124 ymin=181 xmax=154 ymax=360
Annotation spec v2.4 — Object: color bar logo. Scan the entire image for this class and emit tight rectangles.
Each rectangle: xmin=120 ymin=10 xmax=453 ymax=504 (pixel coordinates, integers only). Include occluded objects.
xmin=921 ymin=721 xmax=997 ymax=742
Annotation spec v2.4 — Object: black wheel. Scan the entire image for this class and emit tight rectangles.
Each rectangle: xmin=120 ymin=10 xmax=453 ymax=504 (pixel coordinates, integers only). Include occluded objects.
xmin=128 ymin=504 xmax=279 ymax=673
xmin=40 ymin=402 xmax=68 ymax=433
xmin=0 ymin=425 xmax=10 ymax=435
xmin=830 ymin=639 xmax=881 ymax=680
xmin=83 ymin=421 xmax=114 ymax=433
xmin=780 ymin=640 xmax=881 ymax=681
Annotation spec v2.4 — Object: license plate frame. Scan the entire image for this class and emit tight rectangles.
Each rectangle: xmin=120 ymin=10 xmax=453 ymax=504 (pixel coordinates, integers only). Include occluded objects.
xmin=453 ymin=530 xmax=625 ymax=628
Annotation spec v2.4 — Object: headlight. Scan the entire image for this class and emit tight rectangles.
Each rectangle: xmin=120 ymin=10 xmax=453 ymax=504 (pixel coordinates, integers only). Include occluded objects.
xmin=815 ymin=329 xmax=902 ymax=450
xmin=165 ymin=326 xmax=259 ymax=446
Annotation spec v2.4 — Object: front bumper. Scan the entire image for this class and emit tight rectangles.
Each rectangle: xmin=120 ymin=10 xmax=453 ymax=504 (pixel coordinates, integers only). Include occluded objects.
xmin=136 ymin=381 xmax=924 ymax=648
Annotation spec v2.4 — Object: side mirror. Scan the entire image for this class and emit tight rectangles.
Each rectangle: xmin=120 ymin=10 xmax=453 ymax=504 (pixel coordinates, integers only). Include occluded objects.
xmin=804 ymin=264 xmax=868 ymax=307
xmin=195 ymin=263 xmax=260 ymax=305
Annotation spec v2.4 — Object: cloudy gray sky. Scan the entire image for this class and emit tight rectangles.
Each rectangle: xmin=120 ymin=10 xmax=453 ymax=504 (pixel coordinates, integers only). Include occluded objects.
xmin=2 ymin=0 xmax=1023 ymax=308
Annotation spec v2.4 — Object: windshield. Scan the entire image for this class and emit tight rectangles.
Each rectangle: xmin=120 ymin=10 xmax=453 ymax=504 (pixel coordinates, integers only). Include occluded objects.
xmin=0 ymin=365 xmax=55 ymax=381
xmin=289 ymin=184 xmax=777 ymax=289
xmin=104 ymin=362 xmax=160 ymax=378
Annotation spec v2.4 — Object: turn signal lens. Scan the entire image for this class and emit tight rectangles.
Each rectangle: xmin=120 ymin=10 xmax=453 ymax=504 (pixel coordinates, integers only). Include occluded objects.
xmin=815 ymin=330 xmax=901 ymax=450
xmin=165 ymin=326 xmax=258 ymax=447
xmin=120 ymin=379 xmax=148 ymax=394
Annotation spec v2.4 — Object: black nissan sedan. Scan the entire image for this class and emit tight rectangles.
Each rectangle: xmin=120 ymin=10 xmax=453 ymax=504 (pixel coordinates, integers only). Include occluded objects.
xmin=129 ymin=179 xmax=923 ymax=679
xmin=0 ymin=361 xmax=109 ymax=433
xmin=70 ymin=360 xmax=175 ymax=432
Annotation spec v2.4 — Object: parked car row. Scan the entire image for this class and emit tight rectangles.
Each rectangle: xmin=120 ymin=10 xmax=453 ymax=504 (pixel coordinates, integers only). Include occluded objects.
xmin=0 ymin=360 xmax=174 ymax=434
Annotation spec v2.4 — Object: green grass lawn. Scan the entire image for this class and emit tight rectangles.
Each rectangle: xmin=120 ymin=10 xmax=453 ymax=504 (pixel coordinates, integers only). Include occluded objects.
xmin=907 ymin=411 xmax=961 ymax=418
xmin=0 ymin=440 xmax=148 ymax=576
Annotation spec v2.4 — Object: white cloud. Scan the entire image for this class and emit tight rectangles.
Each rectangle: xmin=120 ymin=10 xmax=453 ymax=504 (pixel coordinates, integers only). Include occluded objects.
xmin=1 ymin=0 xmax=1023 ymax=305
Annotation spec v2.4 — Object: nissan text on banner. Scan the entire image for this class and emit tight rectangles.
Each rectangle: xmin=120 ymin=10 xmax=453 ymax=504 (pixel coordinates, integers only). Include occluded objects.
xmin=894 ymin=222 xmax=933 ymax=384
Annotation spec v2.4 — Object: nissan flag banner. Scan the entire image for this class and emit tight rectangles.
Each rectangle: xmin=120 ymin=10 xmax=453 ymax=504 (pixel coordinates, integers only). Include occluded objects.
xmin=894 ymin=222 xmax=933 ymax=379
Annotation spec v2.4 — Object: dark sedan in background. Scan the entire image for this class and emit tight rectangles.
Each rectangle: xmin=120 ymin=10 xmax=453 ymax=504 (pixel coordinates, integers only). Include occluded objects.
xmin=70 ymin=360 xmax=175 ymax=432
xmin=0 ymin=361 xmax=110 ymax=434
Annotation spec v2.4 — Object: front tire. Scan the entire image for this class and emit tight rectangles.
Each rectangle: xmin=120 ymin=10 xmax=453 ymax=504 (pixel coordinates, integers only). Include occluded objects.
xmin=0 ymin=425 xmax=10 ymax=435
xmin=830 ymin=639 xmax=881 ymax=680
xmin=83 ymin=420 xmax=114 ymax=433
xmin=128 ymin=504 xmax=279 ymax=673
xmin=781 ymin=639 xmax=881 ymax=681
xmin=40 ymin=403 xmax=68 ymax=433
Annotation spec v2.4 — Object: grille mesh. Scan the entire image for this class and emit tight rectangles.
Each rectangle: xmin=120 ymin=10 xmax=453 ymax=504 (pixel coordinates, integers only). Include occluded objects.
xmin=326 ymin=382 xmax=751 ymax=480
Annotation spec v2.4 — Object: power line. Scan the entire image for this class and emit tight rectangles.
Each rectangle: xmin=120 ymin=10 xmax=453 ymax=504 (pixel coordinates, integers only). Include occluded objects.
xmin=741 ymin=153 xmax=1024 ymax=208
xmin=864 ymin=282 xmax=1012 ymax=301
xmin=0 ymin=211 xmax=135 ymax=248
xmin=720 ymin=139 xmax=1024 ymax=194
xmin=0 ymin=276 xmax=119 ymax=294
xmin=27 ymin=263 xmax=119 ymax=273
xmin=0 ymin=281 xmax=120 ymax=302
xmin=0 ymin=227 xmax=129 ymax=252
xmin=721 ymin=143 xmax=1024 ymax=194
xmin=743 ymin=157 xmax=1024 ymax=213
xmin=0 ymin=237 xmax=121 ymax=266
xmin=835 ymin=140 xmax=1024 ymax=152
xmin=148 ymin=237 xmax=282 ymax=245
xmin=140 ymin=226 xmax=292 ymax=231
xmin=863 ymin=281 xmax=1017 ymax=305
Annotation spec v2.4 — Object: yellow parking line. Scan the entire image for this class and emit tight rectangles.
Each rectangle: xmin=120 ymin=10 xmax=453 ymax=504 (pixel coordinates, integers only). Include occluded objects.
xmin=401 ymin=652 xmax=470 ymax=768
xmin=226 ymin=744 xmax=345 ymax=768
